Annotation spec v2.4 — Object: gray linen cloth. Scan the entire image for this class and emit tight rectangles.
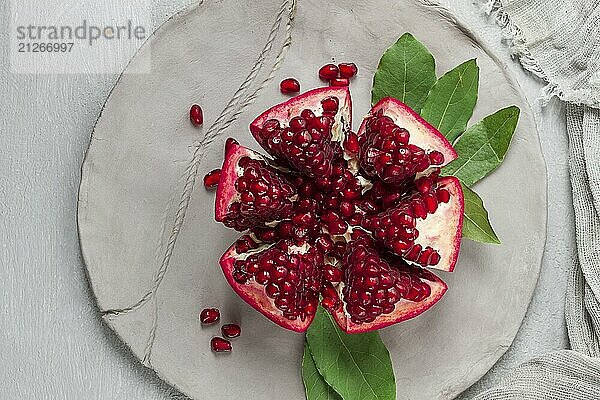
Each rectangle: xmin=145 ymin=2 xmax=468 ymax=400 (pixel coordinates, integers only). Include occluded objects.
xmin=472 ymin=1 xmax=600 ymax=398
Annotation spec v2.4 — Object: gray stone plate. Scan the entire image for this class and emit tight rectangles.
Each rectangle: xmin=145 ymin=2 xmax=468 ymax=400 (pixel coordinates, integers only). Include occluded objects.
xmin=77 ymin=0 xmax=547 ymax=398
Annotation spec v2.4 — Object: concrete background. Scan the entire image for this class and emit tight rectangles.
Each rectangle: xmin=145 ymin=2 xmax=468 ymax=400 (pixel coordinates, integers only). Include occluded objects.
xmin=0 ymin=0 xmax=573 ymax=398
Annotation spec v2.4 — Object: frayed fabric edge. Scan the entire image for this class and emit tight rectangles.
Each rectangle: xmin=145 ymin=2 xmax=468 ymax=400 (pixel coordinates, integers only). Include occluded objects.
xmin=484 ymin=0 xmax=600 ymax=109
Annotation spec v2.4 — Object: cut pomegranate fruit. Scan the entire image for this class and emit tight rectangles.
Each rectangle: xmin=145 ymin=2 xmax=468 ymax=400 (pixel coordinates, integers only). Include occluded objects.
xmin=319 ymin=64 xmax=339 ymax=81
xmin=211 ymin=337 xmax=232 ymax=352
xmin=215 ymin=138 xmax=297 ymax=231
xmin=220 ymin=239 xmax=324 ymax=332
xmin=214 ymin=85 xmax=464 ymax=333
xmin=200 ymin=308 xmax=220 ymax=324
xmin=357 ymin=97 xmax=457 ymax=180
xmin=190 ymin=104 xmax=204 ymax=126
xmin=203 ymin=169 xmax=221 ymax=189
xmin=250 ymin=87 xmax=352 ymax=177
xmin=329 ymin=237 xmax=448 ymax=333
xmin=221 ymin=324 xmax=242 ymax=338
xmin=338 ymin=63 xmax=358 ymax=78
xmin=280 ymin=78 xmax=301 ymax=94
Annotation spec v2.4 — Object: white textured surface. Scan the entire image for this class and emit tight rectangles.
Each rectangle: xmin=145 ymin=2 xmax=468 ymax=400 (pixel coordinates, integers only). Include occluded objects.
xmin=0 ymin=1 xmax=571 ymax=400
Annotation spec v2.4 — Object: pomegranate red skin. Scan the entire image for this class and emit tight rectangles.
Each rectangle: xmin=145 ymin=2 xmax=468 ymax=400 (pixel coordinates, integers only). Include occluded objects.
xmin=221 ymin=324 xmax=242 ymax=338
xmin=280 ymin=78 xmax=301 ymax=94
xmin=200 ymin=308 xmax=220 ymax=324
xmin=203 ymin=169 xmax=221 ymax=188
xmin=211 ymin=337 xmax=232 ymax=352
xmin=190 ymin=104 xmax=204 ymax=126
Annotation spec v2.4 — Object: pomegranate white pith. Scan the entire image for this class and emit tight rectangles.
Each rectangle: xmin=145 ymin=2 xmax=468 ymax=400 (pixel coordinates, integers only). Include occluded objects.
xmin=214 ymin=85 xmax=464 ymax=333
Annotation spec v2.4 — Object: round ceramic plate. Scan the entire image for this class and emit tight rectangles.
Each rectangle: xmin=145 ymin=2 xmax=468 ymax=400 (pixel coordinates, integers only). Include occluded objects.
xmin=78 ymin=0 xmax=547 ymax=398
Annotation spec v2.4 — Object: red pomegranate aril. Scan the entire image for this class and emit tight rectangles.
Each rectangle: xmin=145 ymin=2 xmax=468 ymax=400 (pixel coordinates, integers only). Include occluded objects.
xmin=344 ymin=132 xmax=360 ymax=154
xmin=200 ymin=308 xmax=220 ymax=324
xmin=289 ymin=116 xmax=307 ymax=132
xmin=323 ymin=264 xmax=343 ymax=283
xmin=329 ymin=77 xmax=349 ymax=87
xmin=190 ymin=104 xmax=204 ymax=126
xmin=338 ymin=63 xmax=358 ymax=78
xmin=429 ymin=151 xmax=445 ymax=165
xmin=203 ymin=169 xmax=221 ymax=188
xmin=319 ymin=63 xmax=339 ymax=80
xmin=221 ymin=324 xmax=242 ymax=338
xmin=437 ymin=188 xmax=450 ymax=203
xmin=321 ymin=96 xmax=339 ymax=112
xmin=211 ymin=337 xmax=232 ymax=353
xmin=280 ymin=78 xmax=301 ymax=94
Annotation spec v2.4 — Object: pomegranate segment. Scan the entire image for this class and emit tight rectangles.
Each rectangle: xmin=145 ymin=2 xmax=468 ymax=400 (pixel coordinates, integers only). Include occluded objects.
xmin=249 ymin=87 xmax=352 ymax=177
xmin=357 ymin=97 xmax=457 ymax=176
xmin=215 ymin=139 xmax=297 ymax=231
xmin=220 ymin=239 xmax=324 ymax=332
xmin=330 ymin=238 xmax=447 ymax=333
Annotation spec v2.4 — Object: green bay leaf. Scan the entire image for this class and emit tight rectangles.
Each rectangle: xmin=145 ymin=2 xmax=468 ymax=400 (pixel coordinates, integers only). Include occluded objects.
xmin=372 ymin=33 xmax=436 ymax=111
xmin=421 ymin=59 xmax=479 ymax=142
xmin=302 ymin=342 xmax=343 ymax=400
xmin=461 ymin=183 xmax=500 ymax=244
xmin=306 ymin=307 xmax=396 ymax=400
xmin=443 ymin=106 xmax=520 ymax=186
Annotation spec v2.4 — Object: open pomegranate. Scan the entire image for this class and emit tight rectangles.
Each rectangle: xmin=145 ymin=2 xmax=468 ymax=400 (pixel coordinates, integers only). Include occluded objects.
xmin=214 ymin=86 xmax=464 ymax=333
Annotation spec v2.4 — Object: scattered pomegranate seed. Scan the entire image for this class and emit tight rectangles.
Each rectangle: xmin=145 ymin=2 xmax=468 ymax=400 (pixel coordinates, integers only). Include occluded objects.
xmin=329 ymin=78 xmax=349 ymax=87
xmin=338 ymin=63 xmax=358 ymax=78
xmin=203 ymin=169 xmax=221 ymax=189
xmin=319 ymin=64 xmax=339 ymax=80
xmin=221 ymin=324 xmax=242 ymax=338
xmin=211 ymin=337 xmax=232 ymax=353
xmin=190 ymin=104 xmax=204 ymax=126
xmin=200 ymin=308 xmax=220 ymax=324
xmin=280 ymin=78 xmax=301 ymax=94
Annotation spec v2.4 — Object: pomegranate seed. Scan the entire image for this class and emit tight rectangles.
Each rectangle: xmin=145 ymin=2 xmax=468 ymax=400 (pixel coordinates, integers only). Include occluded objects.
xmin=321 ymin=96 xmax=339 ymax=112
xmin=190 ymin=104 xmax=204 ymax=126
xmin=200 ymin=308 xmax=220 ymax=324
xmin=338 ymin=63 xmax=358 ymax=78
xmin=437 ymin=188 xmax=450 ymax=203
xmin=221 ymin=324 xmax=241 ymax=338
xmin=319 ymin=63 xmax=339 ymax=80
xmin=344 ymin=132 xmax=360 ymax=154
xmin=429 ymin=151 xmax=445 ymax=165
xmin=329 ymin=77 xmax=349 ymax=87
xmin=203 ymin=169 xmax=221 ymax=189
xmin=211 ymin=337 xmax=232 ymax=353
xmin=280 ymin=78 xmax=300 ymax=94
